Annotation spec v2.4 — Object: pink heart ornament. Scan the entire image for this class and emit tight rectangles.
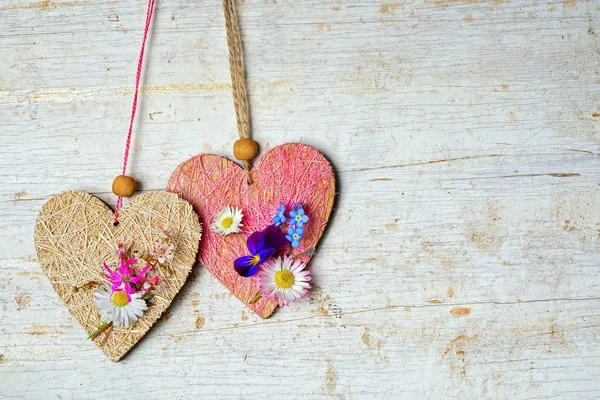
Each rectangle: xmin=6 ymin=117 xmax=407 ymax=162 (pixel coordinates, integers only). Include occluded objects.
xmin=167 ymin=143 xmax=336 ymax=318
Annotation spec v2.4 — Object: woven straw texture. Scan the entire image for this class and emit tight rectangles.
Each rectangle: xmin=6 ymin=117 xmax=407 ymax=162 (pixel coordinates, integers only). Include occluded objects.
xmin=33 ymin=191 xmax=201 ymax=361
xmin=167 ymin=143 xmax=336 ymax=318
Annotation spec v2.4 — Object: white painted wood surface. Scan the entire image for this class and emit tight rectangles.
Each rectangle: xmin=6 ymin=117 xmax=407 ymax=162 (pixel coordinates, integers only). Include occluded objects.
xmin=1 ymin=0 xmax=599 ymax=398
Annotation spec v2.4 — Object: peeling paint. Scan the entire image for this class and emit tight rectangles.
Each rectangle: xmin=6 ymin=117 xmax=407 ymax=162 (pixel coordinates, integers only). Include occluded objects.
xmin=323 ymin=358 xmax=338 ymax=395
xmin=24 ymin=324 xmax=72 ymax=337
xmin=15 ymin=295 xmax=31 ymax=310
xmin=2 ymin=0 xmax=116 ymax=10
xmin=450 ymin=307 xmax=472 ymax=318
xmin=379 ymin=3 xmax=404 ymax=14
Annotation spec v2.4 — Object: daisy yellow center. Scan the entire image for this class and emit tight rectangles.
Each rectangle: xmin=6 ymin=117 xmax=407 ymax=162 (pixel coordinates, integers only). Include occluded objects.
xmin=112 ymin=291 xmax=130 ymax=307
xmin=250 ymin=255 xmax=261 ymax=266
xmin=221 ymin=216 xmax=234 ymax=229
xmin=274 ymin=270 xmax=294 ymax=289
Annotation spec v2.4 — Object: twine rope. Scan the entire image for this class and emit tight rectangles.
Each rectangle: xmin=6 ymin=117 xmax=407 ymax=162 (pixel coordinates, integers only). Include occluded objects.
xmin=115 ymin=0 xmax=156 ymax=223
xmin=222 ymin=0 xmax=253 ymax=183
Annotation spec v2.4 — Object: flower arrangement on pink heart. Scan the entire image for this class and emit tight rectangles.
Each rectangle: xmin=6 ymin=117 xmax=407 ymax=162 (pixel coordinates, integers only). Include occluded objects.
xmin=209 ymin=203 xmax=314 ymax=307
xmin=79 ymin=228 xmax=177 ymax=345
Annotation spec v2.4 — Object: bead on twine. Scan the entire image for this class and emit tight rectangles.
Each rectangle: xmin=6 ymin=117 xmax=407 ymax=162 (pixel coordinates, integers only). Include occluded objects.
xmin=112 ymin=175 xmax=137 ymax=198
xmin=223 ymin=0 xmax=254 ymax=184
xmin=233 ymin=138 xmax=258 ymax=161
xmin=113 ymin=0 xmax=155 ymax=223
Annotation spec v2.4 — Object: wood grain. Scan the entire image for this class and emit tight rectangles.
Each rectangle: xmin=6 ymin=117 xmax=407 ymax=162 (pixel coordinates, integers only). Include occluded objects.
xmin=1 ymin=0 xmax=600 ymax=398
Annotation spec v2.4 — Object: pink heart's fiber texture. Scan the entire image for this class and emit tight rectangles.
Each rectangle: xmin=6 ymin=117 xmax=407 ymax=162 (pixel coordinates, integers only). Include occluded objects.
xmin=167 ymin=143 xmax=336 ymax=318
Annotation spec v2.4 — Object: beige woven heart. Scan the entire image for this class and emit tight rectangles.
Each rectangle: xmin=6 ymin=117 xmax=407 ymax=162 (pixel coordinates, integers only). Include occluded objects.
xmin=33 ymin=190 xmax=201 ymax=361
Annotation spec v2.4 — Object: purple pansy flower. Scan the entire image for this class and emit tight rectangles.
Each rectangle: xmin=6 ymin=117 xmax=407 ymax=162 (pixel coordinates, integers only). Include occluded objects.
xmin=286 ymin=226 xmax=304 ymax=249
xmin=234 ymin=225 xmax=289 ymax=277
xmin=272 ymin=204 xmax=287 ymax=226
xmin=289 ymin=206 xmax=309 ymax=228
xmin=104 ymin=252 xmax=149 ymax=301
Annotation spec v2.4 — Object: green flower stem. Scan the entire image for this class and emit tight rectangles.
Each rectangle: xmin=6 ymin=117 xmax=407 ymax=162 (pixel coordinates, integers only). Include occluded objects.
xmin=88 ymin=321 xmax=112 ymax=340
xmin=237 ymin=233 xmax=247 ymax=247
xmin=248 ymin=292 xmax=262 ymax=304
xmin=72 ymin=280 xmax=99 ymax=293
xmin=99 ymin=323 xmax=114 ymax=347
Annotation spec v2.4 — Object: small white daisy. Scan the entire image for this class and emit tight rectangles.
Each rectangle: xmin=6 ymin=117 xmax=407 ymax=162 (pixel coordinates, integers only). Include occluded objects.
xmin=150 ymin=239 xmax=175 ymax=264
xmin=144 ymin=275 xmax=167 ymax=293
xmin=94 ymin=284 xmax=148 ymax=327
xmin=155 ymin=280 xmax=167 ymax=292
xmin=257 ymin=256 xmax=312 ymax=308
xmin=160 ymin=228 xmax=176 ymax=239
xmin=112 ymin=242 xmax=132 ymax=258
xmin=210 ymin=206 xmax=243 ymax=236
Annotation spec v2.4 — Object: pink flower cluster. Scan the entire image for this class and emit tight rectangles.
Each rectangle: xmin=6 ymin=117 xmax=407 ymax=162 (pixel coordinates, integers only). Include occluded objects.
xmin=103 ymin=251 xmax=150 ymax=302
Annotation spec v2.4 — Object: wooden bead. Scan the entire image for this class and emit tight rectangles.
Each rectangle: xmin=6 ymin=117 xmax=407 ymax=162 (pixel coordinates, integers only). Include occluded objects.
xmin=112 ymin=175 xmax=137 ymax=197
xmin=233 ymin=139 xmax=258 ymax=161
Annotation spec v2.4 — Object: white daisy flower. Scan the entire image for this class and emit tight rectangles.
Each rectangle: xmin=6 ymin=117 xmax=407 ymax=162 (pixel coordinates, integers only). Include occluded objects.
xmin=160 ymin=228 xmax=176 ymax=239
xmin=150 ymin=239 xmax=175 ymax=264
xmin=257 ymin=256 xmax=312 ymax=308
xmin=112 ymin=242 xmax=132 ymax=258
xmin=155 ymin=280 xmax=167 ymax=292
xmin=94 ymin=284 xmax=148 ymax=327
xmin=210 ymin=206 xmax=243 ymax=236
xmin=144 ymin=276 xmax=167 ymax=293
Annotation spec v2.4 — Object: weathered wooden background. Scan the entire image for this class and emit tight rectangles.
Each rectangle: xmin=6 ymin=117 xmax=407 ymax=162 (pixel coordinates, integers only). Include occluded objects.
xmin=1 ymin=0 xmax=599 ymax=398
